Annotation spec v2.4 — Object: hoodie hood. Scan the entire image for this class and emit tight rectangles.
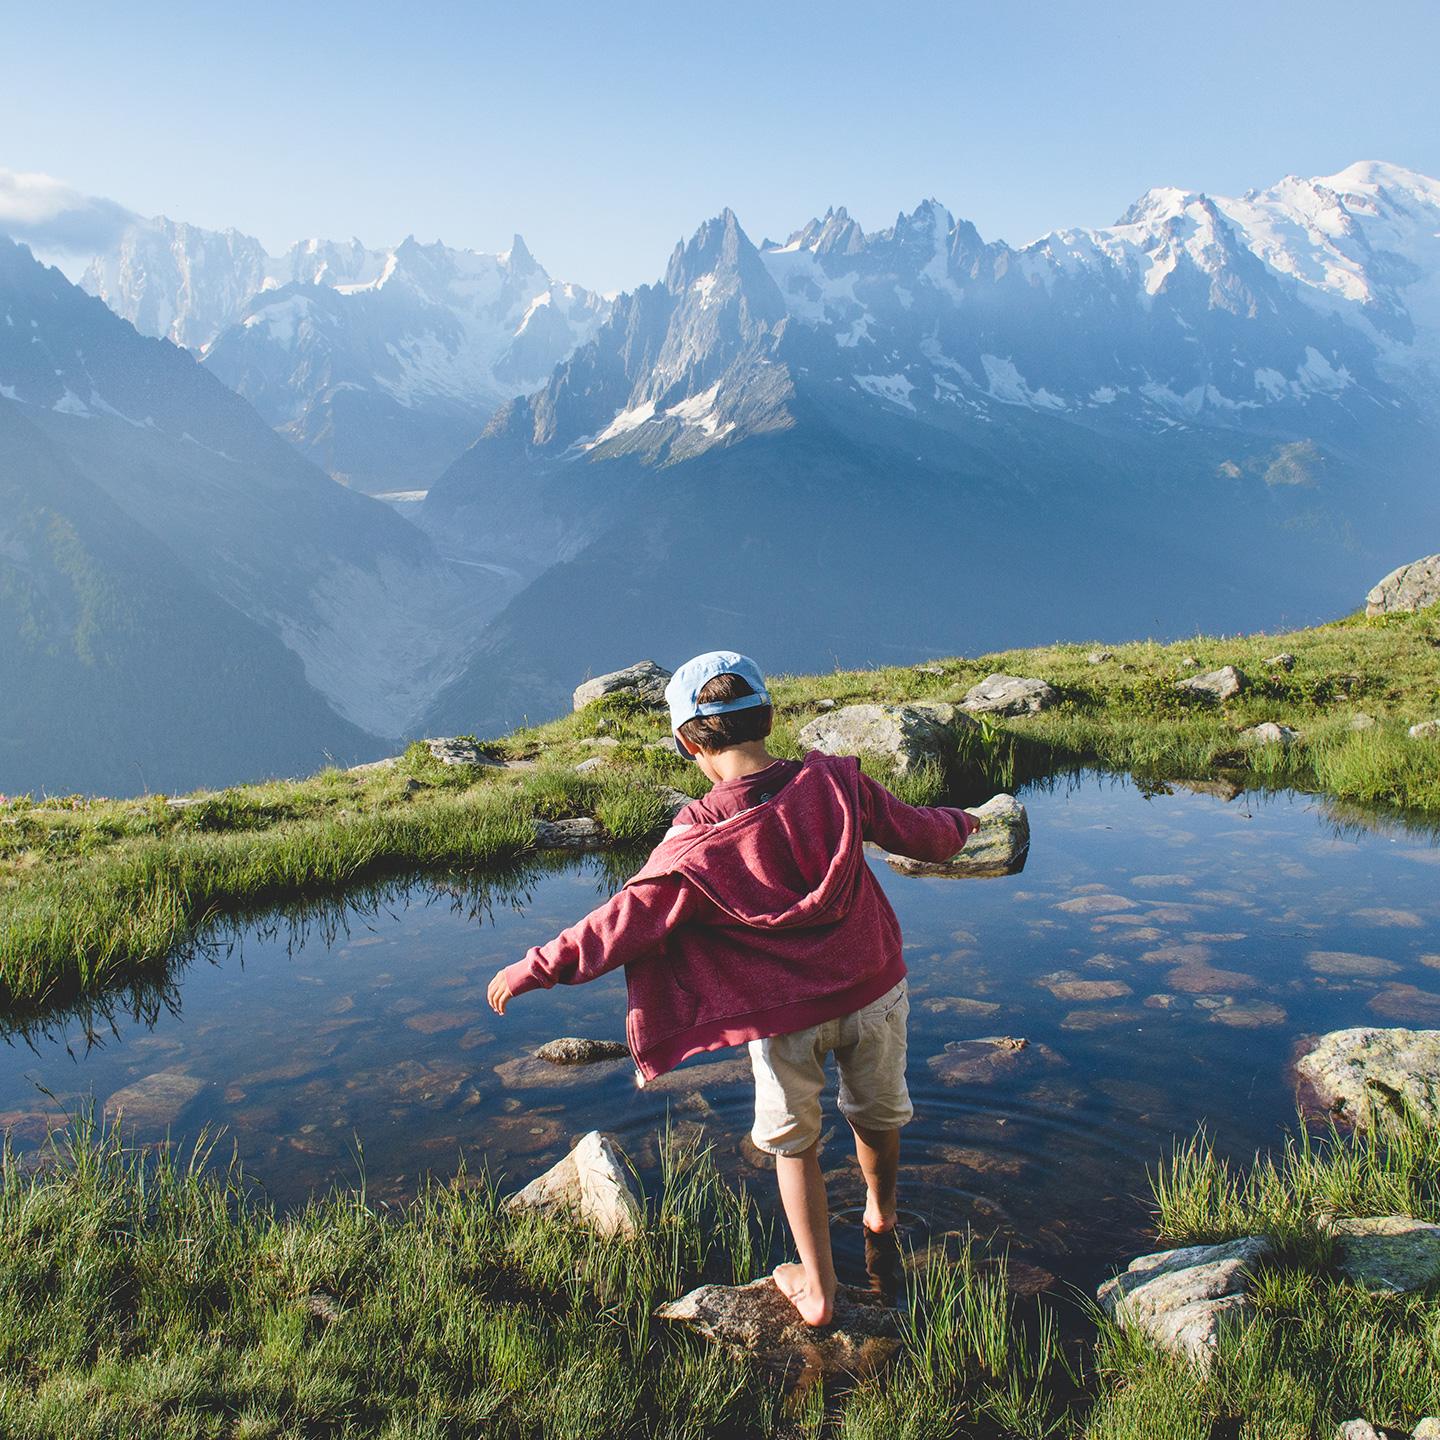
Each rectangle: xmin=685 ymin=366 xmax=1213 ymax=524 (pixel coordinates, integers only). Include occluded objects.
xmin=627 ymin=751 xmax=865 ymax=929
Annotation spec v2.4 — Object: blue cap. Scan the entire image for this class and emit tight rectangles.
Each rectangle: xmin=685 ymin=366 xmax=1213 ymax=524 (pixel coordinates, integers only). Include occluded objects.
xmin=665 ymin=651 xmax=772 ymax=749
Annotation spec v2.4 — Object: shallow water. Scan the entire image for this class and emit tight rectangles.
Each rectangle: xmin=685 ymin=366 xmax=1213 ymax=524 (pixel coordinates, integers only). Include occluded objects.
xmin=3 ymin=775 xmax=1439 ymax=1290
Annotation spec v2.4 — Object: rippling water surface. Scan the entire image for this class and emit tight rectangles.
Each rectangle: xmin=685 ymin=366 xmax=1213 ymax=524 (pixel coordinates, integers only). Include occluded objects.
xmin=4 ymin=775 xmax=1438 ymax=1290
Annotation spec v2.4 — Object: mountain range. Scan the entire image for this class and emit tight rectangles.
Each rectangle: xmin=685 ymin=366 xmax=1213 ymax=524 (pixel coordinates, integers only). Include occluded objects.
xmin=81 ymin=220 xmax=609 ymax=493
xmin=418 ymin=161 xmax=1440 ymax=733
xmin=3 ymin=160 xmax=1438 ymax=792
xmin=0 ymin=235 xmax=512 ymax=793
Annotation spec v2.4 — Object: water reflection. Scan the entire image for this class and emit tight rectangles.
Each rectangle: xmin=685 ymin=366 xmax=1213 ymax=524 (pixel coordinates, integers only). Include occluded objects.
xmin=1 ymin=775 xmax=1437 ymax=1294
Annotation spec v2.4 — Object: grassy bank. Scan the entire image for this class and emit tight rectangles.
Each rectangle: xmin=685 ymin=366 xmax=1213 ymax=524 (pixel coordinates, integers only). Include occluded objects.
xmin=2 ymin=604 xmax=1437 ymax=1008
xmin=4 ymin=1110 xmax=1437 ymax=1438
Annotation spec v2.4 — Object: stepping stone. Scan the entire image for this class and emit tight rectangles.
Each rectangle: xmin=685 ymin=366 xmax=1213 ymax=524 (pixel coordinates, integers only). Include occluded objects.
xmin=534 ymin=1037 xmax=631 ymax=1065
xmin=505 ymin=1131 xmax=642 ymax=1238
xmin=656 ymin=1276 xmax=901 ymax=1380
xmin=884 ymin=793 xmax=1030 ymax=877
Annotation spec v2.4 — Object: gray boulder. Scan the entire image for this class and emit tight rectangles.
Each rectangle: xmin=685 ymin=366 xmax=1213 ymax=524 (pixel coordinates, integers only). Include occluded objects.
xmin=104 ymin=1069 xmax=206 ymax=1128
xmin=1349 ymin=712 xmax=1378 ymax=731
xmin=1332 ymin=1215 xmax=1440 ymax=1293
xmin=420 ymin=737 xmax=504 ymax=767
xmin=1264 ymin=652 xmax=1297 ymax=670
xmin=797 ymin=702 xmax=972 ymax=775
xmin=884 ymin=793 xmax=1030 ymax=877
xmin=505 ymin=1131 xmax=642 ymax=1239
xmin=533 ymin=817 xmax=607 ymax=850
xmin=1366 ymin=554 xmax=1440 ymax=616
xmin=1335 ymin=1423 xmax=1383 ymax=1440
xmin=961 ymin=673 xmax=1059 ymax=716
xmin=1174 ymin=665 xmax=1246 ymax=701
xmin=656 ymin=1277 xmax=901 ymax=1379
xmin=1413 ymin=1419 xmax=1440 ymax=1439
xmin=1240 ymin=722 xmax=1301 ymax=747
xmin=1411 ymin=720 xmax=1440 ymax=740
xmin=1097 ymin=1236 xmax=1271 ymax=1373
xmin=1296 ymin=1027 xmax=1440 ymax=1127
xmin=573 ymin=660 xmax=672 ymax=711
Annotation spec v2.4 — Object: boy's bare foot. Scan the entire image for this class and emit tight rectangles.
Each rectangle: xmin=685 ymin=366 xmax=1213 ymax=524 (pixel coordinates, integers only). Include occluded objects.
xmin=772 ymin=1262 xmax=835 ymax=1326
xmin=862 ymin=1203 xmax=898 ymax=1234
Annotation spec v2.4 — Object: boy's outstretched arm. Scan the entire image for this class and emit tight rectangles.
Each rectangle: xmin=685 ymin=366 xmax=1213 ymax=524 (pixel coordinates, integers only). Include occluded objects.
xmin=858 ymin=769 xmax=977 ymax=862
xmin=487 ymin=874 xmax=704 ymax=1014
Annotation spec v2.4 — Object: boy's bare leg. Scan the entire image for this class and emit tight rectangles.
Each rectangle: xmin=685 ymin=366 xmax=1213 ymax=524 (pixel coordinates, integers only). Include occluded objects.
xmin=851 ymin=1123 xmax=900 ymax=1233
xmin=772 ymin=1140 xmax=837 ymax=1326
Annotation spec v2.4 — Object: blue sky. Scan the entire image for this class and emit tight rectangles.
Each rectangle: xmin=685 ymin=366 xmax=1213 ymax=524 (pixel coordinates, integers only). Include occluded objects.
xmin=3 ymin=0 xmax=1437 ymax=290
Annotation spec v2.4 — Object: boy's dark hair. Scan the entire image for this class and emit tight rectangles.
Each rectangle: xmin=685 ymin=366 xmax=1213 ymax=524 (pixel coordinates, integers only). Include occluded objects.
xmin=678 ymin=672 xmax=773 ymax=754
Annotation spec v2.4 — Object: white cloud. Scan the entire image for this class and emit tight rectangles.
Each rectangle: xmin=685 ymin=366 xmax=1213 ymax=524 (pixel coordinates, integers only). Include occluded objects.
xmin=0 ymin=168 xmax=137 ymax=252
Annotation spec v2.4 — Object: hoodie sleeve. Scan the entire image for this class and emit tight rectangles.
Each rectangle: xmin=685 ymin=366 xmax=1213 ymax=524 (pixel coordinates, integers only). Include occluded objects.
xmin=503 ymin=873 xmax=708 ymax=996
xmin=858 ymin=769 xmax=977 ymax=862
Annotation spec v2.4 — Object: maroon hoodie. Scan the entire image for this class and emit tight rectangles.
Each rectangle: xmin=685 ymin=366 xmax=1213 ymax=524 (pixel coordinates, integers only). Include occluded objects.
xmin=503 ymin=751 xmax=976 ymax=1081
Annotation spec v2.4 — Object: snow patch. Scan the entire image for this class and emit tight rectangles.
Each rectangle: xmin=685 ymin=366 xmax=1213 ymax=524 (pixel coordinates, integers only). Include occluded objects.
xmin=587 ymin=399 xmax=658 ymax=448
xmin=981 ymin=355 xmax=1067 ymax=411
xmin=854 ymin=372 xmax=916 ymax=411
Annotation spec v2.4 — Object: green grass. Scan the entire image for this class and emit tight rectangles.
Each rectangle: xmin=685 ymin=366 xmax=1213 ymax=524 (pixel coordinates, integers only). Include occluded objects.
xmin=2 ymin=603 xmax=1437 ymax=1016
xmin=7 ymin=1111 xmax=1439 ymax=1438
xmin=1082 ymin=1109 xmax=1440 ymax=1439
xmin=0 ymin=1114 xmax=1075 ymax=1440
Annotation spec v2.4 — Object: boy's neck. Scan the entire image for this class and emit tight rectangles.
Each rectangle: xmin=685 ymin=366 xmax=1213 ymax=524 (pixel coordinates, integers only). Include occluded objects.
xmin=703 ymin=740 xmax=779 ymax=784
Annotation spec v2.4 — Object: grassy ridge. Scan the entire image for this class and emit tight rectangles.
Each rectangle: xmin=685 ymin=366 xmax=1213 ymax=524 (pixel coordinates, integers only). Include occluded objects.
xmin=2 ymin=604 xmax=1437 ymax=1008
xmin=3 ymin=1110 xmax=1437 ymax=1438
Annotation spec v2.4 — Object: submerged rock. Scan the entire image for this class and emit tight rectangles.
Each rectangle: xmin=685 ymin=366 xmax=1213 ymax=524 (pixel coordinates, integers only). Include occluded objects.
xmin=535 ymin=1037 xmax=631 ymax=1065
xmin=1331 ymin=1215 xmax=1440 ymax=1293
xmin=655 ymin=1277 xmax=901 ymax=1379
xmin=505 ymin=1130 xmax=642 ymax=1238
xmin=1365 ymin=553 xmax=1440 ymax=616
xmin=797 ymin=702 xmax=971 ymax=775
xmin=1296 ymin=1027 xmax=1440 ymax=1127
xmin=1097 ymin=1236 xmax=1271 ymax=1373
xmin=960 ymin=673 xmax=1059 ymax=716
xmin=884 ymin=793 xmax=1030 ymax=878
xmin=1173 ymin=665 xmax=1246 ymax=702
xmin=104 ymin=1069 xmax=205 ymax=1128
xmin=928 ymin=1035 xmax=1062 ymax=1086
xmin=572 ymin=661 xmax=672 ymax=711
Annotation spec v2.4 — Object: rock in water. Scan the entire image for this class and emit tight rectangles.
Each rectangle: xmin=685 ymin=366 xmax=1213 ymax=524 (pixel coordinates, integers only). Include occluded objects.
xmin=960 ymin=673 xmax=1059 ymax=716
xmin=884 ymin=793 xmax=1029 ymax=877
xmin=535 ymin=1037 xmax=631 ymax=1065
xmin=505 ymin=1131 xmax=642 ymax=1239
xmin=1173 ymin=665 xmax=1246 ymax=701
xmin=655 ymin=1277 xmax=902 ymax=1379
xmin=797 ymin=702 xmax=972 ymax=775
xmin=1097 ymin=1236 xmax=1271 ymax=1373
xmin=104 ymin=1070 xmax=206 ymax=1128
xmin=572 ymin=661 xmax=672 ymax=711
xmin=1295 ymin=1027 xmax=1440 ymax=1127
xmin=1331 ymin=1216 xmax=1440 ymax=1293
xmin=1365 ymin=554 xmax=1440 ymax=616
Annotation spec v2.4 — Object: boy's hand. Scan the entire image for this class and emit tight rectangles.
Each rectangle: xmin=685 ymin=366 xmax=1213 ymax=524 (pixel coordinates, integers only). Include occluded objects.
xmin=487 ymin=968 xmax=514 ymax=1015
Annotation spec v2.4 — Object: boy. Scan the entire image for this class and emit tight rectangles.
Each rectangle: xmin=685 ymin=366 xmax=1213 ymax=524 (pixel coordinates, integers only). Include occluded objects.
xmin=487 ymin=651 xmax=976 ymax=1326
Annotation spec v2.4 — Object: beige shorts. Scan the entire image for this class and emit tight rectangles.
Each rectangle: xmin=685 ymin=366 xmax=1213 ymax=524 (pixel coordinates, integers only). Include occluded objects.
xmin=748 ymin=980 xmax=912 ymax=1156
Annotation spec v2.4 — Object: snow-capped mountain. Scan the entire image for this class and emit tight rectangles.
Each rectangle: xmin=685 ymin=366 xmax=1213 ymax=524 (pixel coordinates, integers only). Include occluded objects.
xmin=419 ymin=162 xmax=1440 ymax=736
xmin=1 ymin=237 xmax=518 ymax=791
xmin=80 ymin=218 xmax=609 ymax=492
